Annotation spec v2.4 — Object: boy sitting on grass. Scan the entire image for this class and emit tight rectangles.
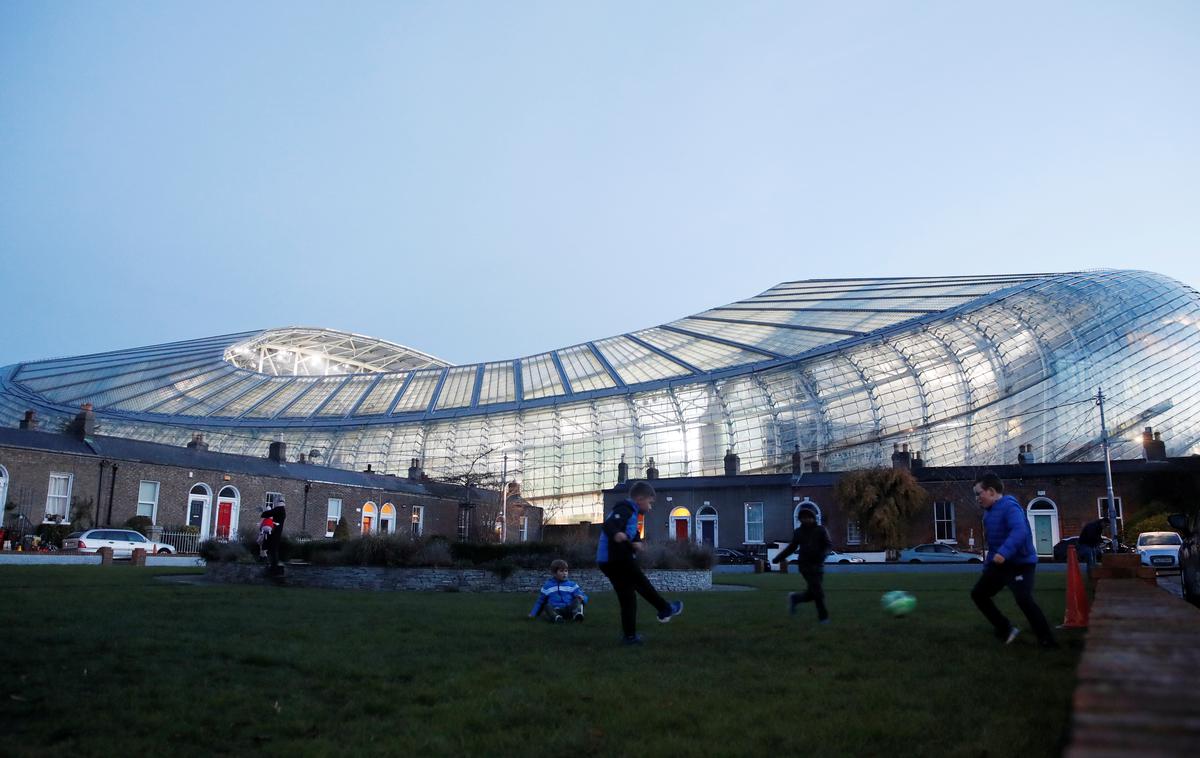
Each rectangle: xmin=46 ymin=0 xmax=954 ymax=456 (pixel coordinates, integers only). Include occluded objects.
xmin=529 ymin=559 xmax=589 ymax=622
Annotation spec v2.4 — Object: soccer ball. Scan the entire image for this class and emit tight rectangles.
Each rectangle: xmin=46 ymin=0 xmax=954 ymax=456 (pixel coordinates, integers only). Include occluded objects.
xmin=881 ymin=590 xmax=917 ymax=617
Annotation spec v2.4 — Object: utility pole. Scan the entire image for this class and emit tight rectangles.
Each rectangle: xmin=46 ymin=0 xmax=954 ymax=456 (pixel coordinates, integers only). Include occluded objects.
xmin=1096 ymin=387 xmax=1120 ymax=551
xmin=499 ymin=453 xmax=508 ymax=543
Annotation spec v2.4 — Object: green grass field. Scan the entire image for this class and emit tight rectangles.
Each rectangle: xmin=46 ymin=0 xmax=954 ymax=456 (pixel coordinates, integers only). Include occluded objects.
xmin=0 ymin=567 xmax=1081 ymax=757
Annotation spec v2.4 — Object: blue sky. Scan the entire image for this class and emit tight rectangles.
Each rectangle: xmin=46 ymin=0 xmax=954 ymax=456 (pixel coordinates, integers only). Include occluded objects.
xmin=2 ymin=1 xmax=1197 ymax=366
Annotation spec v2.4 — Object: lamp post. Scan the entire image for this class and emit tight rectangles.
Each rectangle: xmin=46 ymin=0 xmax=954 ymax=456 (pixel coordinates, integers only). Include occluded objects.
xmin=1096 ymin=387 xmax=1120 ymax=551
xmin=499 ymin=453 xmax=508 ymax=543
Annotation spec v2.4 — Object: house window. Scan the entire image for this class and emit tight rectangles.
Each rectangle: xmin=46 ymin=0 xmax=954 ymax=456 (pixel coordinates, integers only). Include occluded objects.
xmin=137 ymin=481 xmax=160 ymax=523
xmin=744 ymin=502 xmax=764 ymax=544
xmin=520 ymin=515 xmax=529 ymax=542
xmin=934 ymin=501 xmax=955 ymax=543
xmin=361 ymin=502 xmax=377 ymax=535
xmin=457 ymin=505 xmax=471 ymax=541
xmin=0 ymin=465 xmax=10 ymax=516
xmin=846 ymin=520 xmax=863 ymax=545
xmin=1097 ymin=497 xmax=1123 ymax=530
xmin=325 ymin=498 xmax=342 ymax=537
xmin=45 ymin=473 xmax=73 ymax=522
xmin=411 ymin=505 xmax=424 ymax=537
xmin=265 ymin=492 xmax=284 ymax=509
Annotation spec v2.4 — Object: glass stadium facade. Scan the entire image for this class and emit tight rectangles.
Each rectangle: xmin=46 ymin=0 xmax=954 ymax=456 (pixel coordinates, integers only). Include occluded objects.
xmin=3 ymin=270 xmax=1199 ymax=523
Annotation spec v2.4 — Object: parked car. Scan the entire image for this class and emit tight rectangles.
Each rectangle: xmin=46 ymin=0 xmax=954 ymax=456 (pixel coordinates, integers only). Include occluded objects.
xmin=62 ymin=529 xmax=176 ymax=557
xmin=824 ymin=550 xmax=866 ymax=565
xmin=713 ymin=547 xmax=754 ymax=565
xmin=898 ymin=543 xmax=982 ymax=563
xmin=1051 ymin=536 xmax=1130 ymax=562
xmin=1134 ymin=531 xmax=1182 ymax=571
xmin=1167 ymin=513 xmax=1200 ymax=605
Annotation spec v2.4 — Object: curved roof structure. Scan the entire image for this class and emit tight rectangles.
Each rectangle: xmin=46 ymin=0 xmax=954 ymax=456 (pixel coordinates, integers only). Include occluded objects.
xmin=4 ymin=269 xmax=1200 ymax=523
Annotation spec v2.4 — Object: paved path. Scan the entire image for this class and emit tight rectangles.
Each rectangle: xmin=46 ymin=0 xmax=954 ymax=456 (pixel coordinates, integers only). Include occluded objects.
xmin=1065 ymin=578 xmax=1200 ymax=757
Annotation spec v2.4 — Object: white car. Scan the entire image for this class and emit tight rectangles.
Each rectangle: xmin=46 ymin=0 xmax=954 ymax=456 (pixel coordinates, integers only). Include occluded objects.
xmin=1135 ymin=531 xmax=1182 ymax=571
xmin=825 ymin=550 xmax=866 ymax=564
xmin=63 ymin=529 xmax=176 ymax=557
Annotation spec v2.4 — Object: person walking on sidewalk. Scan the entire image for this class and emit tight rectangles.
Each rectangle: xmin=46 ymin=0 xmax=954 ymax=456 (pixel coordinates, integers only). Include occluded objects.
xmin=772 ymin=508 xmax=832 ymax=623
xmin=597 ymin=481 xmax=683 ymax=645
xmin=970 ymin=472 xmax=1058 ymax=649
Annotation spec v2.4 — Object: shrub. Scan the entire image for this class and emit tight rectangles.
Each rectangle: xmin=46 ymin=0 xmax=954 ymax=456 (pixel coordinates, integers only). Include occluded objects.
xmin=198 ymin=539 xmax=252 ymax=563
xmin=332 ymin=517 xmax=351 ymax=541
xmin=34 ymin=523 xmax=75 ymax=548
xmin=123 ymin=515 xmax=153 ymax=536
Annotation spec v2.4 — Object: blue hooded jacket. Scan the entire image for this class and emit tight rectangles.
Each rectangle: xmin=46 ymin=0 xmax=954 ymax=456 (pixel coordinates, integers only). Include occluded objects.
xmin=982 ymin=494 xmax=1038 ymax=565
xmin=596 ymin=498 xmax=640 ymax=564
xmin=529 ymin=578 xmax=588 ymax=616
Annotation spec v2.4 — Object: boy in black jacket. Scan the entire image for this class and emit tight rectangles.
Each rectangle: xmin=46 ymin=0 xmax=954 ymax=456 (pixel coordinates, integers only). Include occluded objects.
xmin=772 ymin=508 xmax=832 ymax=622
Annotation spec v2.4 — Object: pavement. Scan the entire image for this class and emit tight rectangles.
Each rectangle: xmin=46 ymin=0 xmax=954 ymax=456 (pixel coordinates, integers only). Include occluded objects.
xmin=0 ymin=553 xmax=204 ymax=567
xmin=716 ymin=562 xmax=1068 ymax=574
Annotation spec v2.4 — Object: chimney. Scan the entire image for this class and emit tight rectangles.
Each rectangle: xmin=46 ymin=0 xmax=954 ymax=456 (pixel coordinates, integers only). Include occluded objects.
xmin=911 ymin=451 xmax=924 ymax=470
xmin=617 ymin=454 xmax=628 ymax=484
xmin=646 ymin=457 xmax=659 ymax=480
xmin=407 ymin=458 xmax=423 ymax=482
xmin=67 ymin=403 xmax=96 ymax=440
xmin=808 ymin=460 xmax=820 ymax=473
xmin=298 ymin=453 xmax=307 ymax=464
xmin=186 ymin=433 xmax=209 ymax=452
xmin=891 ymin=443 xmax=912 ymax=470
xmin=724 ymin=448 xmax=740 ymax=477
xmin=791 ymin=445 xmax=803 ymax=474
xmin=268 ymin=440 xmax=287 ymax=463
xmin=363 ymin=463 xmax=374 ymax=474
xmin=18 ymin=410 xmax=38 ymax=430
xmin=1018 ymin=444 xmax=1036 ymax=465
xmin=1143 ymin=428 xmax=1167 ymax=461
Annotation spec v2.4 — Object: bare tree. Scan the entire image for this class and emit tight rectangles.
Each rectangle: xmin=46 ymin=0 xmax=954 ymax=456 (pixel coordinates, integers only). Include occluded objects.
xmin=437 ymin=447 xmax=505 ymax=543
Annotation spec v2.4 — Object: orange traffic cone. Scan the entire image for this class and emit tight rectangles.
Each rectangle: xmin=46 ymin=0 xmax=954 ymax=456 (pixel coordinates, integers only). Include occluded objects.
xmin=1060 ymin=543 xmax=1089 ymax=629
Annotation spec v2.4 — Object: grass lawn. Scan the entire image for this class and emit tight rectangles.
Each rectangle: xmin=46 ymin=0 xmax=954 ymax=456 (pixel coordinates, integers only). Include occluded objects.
xmin=1 ymin=566 xmax=1080 ymax=757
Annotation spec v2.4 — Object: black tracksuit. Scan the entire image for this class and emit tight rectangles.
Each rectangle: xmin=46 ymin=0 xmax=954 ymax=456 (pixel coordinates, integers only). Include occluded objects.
xmin=774 ymin=522 xmax=832 ymax=620
xmin=260 ymin=504 xmax=286 ymax=568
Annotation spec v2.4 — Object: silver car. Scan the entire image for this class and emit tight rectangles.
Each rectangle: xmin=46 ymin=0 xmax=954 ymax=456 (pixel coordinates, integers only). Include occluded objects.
xmin=63 ymin=529 xmax=176 ymax=557
xmin=899 ymin=543 xmax=983 ymax=563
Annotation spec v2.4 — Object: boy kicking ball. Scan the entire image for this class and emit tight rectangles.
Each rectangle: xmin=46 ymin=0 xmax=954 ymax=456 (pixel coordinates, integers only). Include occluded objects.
xmin=597 ymin=481 xmax=684 ymax=645
xmin=772 ymin=508 xmax=832 ymax=624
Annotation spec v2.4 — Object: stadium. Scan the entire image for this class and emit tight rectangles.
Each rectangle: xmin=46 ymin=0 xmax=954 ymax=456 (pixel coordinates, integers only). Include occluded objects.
xmin=2 ymin=269 xmax=1199 ymax=524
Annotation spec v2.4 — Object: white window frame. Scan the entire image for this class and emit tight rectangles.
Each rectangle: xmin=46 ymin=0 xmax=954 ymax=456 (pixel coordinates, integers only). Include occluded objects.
xmin=137 ymin=480 xmax=161 ymax=523
xmin=380 ymin=503 xmax=396 ymax=535
xmin=744 ymin=502 xmax=764 ymax=544
xmin=846 ymin=520 xmax=863 ymax=545
xmin=792 ymin=498 xmax=822 ymax=527
xmin=696 ymin=504 xmax=718 ymax=547
xmin=265 ymin=491 xmax=284 ymax=509
xmin=520 ymin=515 xmax=529 ymax=542
xmin=325 ymin=498 xmax=342 ymax=538
xmin=1097 ymin=497 xmax=1123 ymax=530
xmin=411 ymin=505 xmax=424 ymax=537
xmin=45 ymin=472 xmax=73 ymax=523
xmin=362 ymin=502 xmax=377 ymax=535
xmin=934 ymin=500 xmax=955 ymax=543
xmin=0 ymin=465 xmax=10 ymax=518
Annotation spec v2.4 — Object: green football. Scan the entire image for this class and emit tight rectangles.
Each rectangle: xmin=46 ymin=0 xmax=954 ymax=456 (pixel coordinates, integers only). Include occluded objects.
xmin=881 ymin=590 xmax=917 ymax=616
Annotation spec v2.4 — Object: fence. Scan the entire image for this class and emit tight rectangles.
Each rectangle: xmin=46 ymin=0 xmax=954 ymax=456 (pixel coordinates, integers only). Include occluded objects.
xmin=157 ymin=529 xmax=202 ymax=554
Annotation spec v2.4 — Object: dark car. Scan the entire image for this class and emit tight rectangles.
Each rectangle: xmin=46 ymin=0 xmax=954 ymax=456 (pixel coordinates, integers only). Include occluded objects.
xmin=1051 ymin=536 xmax=1129 ymax=562
xmin=1167 ymin=513 xmax=1200 ymax=606
xmin=714 ymin=547 xmax=754 ymax=564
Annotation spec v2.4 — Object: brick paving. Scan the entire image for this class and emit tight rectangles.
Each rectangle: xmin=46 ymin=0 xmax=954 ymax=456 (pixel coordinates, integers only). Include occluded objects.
xmin=1065 ymin=578 xmax=1200 ymax=757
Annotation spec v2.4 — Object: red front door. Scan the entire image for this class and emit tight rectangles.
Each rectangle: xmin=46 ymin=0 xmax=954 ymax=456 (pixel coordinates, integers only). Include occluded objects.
xmin=674 ymin=520 xmax=689 ymax=541
xmin=216 ymin=500 xmax=233 ymax=540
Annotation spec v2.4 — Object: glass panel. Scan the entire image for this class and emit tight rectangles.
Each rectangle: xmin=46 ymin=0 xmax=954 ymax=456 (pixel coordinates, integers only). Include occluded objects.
xmin=242 ymin=378 xmax=318 ymax=418
xmin=633 ymin=328 xmax=768 ymax=371
xmin=211 ymin=376 xmax=293 ymax=417
xmin=478 ymin=362 xmax=516 ymax=405
xmin=434 ymin=366 xmax=478 ymax=410
xmin=354 ymin=374 xmax=409 ymax=416
xmin=150 ymin=372 xmax=246 ymax=415
xmin=557 ymin=345 xmax=617 ymax=392
xmin=279 ymin=379 xmax=343 ymax=418
xmin=315 ymin=375 xmax=376 ymax=417
xmin=594 ymin=336 xmax=692 ymax=385
xmin=672 ymin=318 xmax=829 ymax=355
xmin=111 ymin=365 xmax=234 ymax=412
xmin=393 ymin=371 xmax=442 ymax=413
xmin=521 ymin=354 xmax=565 ymax=400
xmin=184 ymin=375 xmax=270 ymax=417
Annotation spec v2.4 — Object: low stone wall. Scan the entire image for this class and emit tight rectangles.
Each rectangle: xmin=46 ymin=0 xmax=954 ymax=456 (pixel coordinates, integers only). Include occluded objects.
xmin=205 ymin=562 xmax=712 ymax=592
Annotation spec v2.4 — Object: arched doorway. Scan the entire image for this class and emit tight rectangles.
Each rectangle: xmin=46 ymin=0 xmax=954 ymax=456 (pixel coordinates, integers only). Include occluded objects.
xmin=793 ymin=499 xmax=822 ymax=528
xmin=669 ymin=507 xmax=692 ymax=542
xmin=215 ymin=486 xmax=240 ymax=541
xmin=1027 ymin=497 xmax=1059 ymax=557
xmin=696 ymin=505 xmax=718 ymax=546
xmin=187 ymin=483 xmax=212 ymax=539
xmin=380 ymin=503 xmax=395 ymax=534
xmin=361 ymin=502 xmax=377 ymax=535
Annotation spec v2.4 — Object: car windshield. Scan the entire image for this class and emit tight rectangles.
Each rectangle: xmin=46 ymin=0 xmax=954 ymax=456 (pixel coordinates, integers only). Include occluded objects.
xmin=1138 ymin=533 xmax=1182 ymax=546
xmin=66 ymin=532 xmax=83 ymax=539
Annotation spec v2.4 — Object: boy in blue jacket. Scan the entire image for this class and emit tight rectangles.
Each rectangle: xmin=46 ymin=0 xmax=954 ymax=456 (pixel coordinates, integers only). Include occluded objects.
xmin=529 ymin=559 xmax=588 ymax=622
xmin=597 ymin=481 xmax=684 ymax=644
xmin=970 ymin=472 xmax=1058 ymax=648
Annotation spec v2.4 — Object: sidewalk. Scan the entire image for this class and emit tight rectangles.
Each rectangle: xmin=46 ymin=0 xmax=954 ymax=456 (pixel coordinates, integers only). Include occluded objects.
xmin=1065 ymin=578 xmax=1200 ymax=757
